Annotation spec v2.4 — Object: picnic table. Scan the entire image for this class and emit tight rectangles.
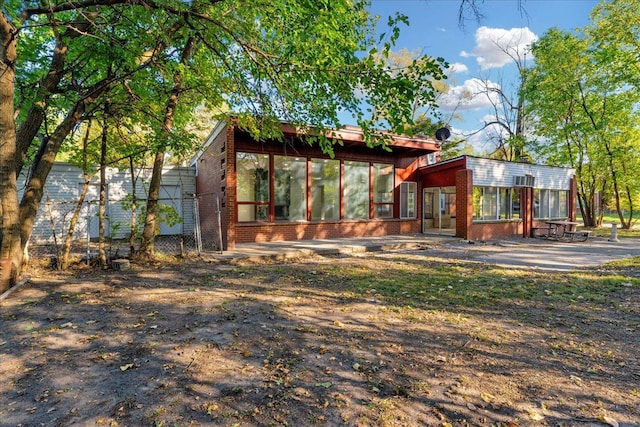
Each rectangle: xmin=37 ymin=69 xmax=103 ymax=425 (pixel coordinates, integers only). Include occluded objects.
xmin=532 ymin=221 xmax=591 ymax=242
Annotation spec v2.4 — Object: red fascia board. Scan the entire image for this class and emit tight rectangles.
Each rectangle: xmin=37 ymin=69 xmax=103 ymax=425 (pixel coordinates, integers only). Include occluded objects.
xmin=421 ymin=156 xmax=466 ymax=173
xmin=278 ymin=123 xmax=440 ymax=153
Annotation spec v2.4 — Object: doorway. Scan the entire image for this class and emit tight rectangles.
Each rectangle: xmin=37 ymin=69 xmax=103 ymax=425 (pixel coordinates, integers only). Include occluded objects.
xmin=423 ymin=187 xmax=456 ymax=235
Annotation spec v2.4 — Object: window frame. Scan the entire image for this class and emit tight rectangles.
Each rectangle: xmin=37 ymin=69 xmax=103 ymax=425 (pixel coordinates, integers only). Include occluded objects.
xmin=310 ymin=158 xmax=341 ymax=221
xmin=373 ymin=163 xmax=394 ymax=218
xmin=472 ymin=186 xmax=519 ymax=222
xmin=399 ymin=182 xmax=417 ymax=219
xmin=273 ymin=155 xmax=307 ymax=221
xmin=236 ymin=152 xmax=270 ymax=222
xmin=534 ymin=189 xmax=569 ymax=219
xmin=343 ymin=160 xmax=370 ymax=220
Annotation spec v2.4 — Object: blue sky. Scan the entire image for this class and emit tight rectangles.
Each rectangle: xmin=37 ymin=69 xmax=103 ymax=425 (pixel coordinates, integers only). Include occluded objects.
xmin=366 ymin=0 xmax=599 ymax=151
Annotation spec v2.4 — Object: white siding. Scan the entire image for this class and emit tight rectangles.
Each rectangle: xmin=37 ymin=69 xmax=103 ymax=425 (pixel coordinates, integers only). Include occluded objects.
xmin=466 ymin=157 xmax=574 ymax=190
xmin=18 ymin=163 xmax=196 ymax=243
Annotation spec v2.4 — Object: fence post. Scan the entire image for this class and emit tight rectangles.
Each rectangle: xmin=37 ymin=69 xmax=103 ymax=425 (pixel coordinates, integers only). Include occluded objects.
xmin=193 ymin=195 xmax=202 ymax=255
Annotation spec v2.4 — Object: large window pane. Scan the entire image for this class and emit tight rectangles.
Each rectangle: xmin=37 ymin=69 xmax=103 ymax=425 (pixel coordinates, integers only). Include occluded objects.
xmin=540 ymin=189 xmax=550 ymax=219
xmin=236 ymin=152 xmax=269 ymax=221
xmin=274 ymin=156 xmax=307 ymax=221
xmin=559 ymin=191 xmax=568 ymax=218
xmin=499 ymin=188 xmax=510 ymax=219
xmin=482 ymin=187 xmax=497 ymax=219
xmin=238 ymin=205 xmax=268 ymax=222
xmin=511 ymin=188 xmax=521 ymax=219
xmin=550 ymin=190 xmax=560 ymax=218
xmin=311 ymin=159 xmax=340 ymax=220
xmin=534 ymin=189 xmax=541 ymax=219
xmin=373 ymin=163 xmax=394 ymax=218
xmin=400 ymin=182 xmax=417 ymax=219
xmin=344 ymin=161 xmax=370 ymax=219
xmin=473 ymin=187 xmax=483 ymax=219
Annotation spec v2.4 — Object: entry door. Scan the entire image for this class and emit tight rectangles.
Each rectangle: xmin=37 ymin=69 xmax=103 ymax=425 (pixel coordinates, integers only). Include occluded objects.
xmin=422 ymin=188 xmax=440 ymax=233
xmin=423 ymin=187 xmax=455 ymax=235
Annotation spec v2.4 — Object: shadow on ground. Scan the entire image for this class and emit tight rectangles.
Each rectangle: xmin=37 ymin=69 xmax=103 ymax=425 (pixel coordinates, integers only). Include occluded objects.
xmin=1 ymin=250 xmax=639 ymax=426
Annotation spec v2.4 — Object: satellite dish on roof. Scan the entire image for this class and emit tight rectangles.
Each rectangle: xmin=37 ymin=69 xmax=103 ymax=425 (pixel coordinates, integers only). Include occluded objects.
xmin=435 ymin=127 xmax=451 ymax=142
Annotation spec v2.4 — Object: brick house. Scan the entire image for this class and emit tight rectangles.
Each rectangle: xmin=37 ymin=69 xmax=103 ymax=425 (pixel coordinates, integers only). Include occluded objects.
xmin=192 ymin=121 xmax=576 ymax=250
xmin=420 ymin=155 xmax=577 ymax=241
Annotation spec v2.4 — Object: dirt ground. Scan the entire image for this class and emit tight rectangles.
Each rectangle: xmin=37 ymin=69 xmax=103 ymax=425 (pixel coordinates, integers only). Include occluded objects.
xmin=1 ymin=243 xmax=639 ymax=427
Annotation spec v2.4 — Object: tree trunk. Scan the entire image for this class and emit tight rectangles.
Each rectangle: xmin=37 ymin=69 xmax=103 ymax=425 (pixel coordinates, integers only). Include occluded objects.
xmin=62 ymin=180 xmax=91 ymax=270
xmin=129 ymin=156 xmax=138 ymax=255
xmin=138 ymin=150 xmax=165 ymax=257
xmin=0 ymin=13 xmax=21 ymax=291
xmin=18 ymin=87 xmax=106 ymax=257
xmin=603 ymin=141 xmax=630 ymax=229
xmin=61 ymin=122 xmax=93 ymax=270
xmin=98 ymin=100 xmax=109 ymax=268
xmin=138 ymin=36 xmax=195 ymax=258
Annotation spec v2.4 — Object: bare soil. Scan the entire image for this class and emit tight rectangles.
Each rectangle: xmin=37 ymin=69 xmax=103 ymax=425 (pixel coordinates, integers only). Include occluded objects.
xmin=1 ymin=245 xmax=639 ymax=427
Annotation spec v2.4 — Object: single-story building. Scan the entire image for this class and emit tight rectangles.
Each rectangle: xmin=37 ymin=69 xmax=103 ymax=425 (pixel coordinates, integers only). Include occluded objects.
xmin=420 ymin=156 xmax=576 ymax=241
xmin=192 ymin=122 xmax=577 ymax=250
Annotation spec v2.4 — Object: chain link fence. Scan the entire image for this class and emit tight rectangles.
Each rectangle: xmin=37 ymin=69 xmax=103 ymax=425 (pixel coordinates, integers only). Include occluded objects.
xmin=28 ymin=193 xmax=224 ymax=263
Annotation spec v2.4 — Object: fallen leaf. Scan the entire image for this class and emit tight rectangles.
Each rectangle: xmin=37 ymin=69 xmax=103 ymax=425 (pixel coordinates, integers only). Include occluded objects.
xmin=467 ymin=403 xmax=477 ymax=411
xmin=333 ymin=321 xmax=345 ymax=328
xmin=60 ymin=322 xmax=73 ymax=328
xmin=599 ymin=415 xmax=619 ymax=427
xmin=480 ymin=392 xmax=496 ymax=403
xmin=527 ymin=409 xmax=544 ymax=421
xmin=120 ymin=363 xmax=134 ymax=371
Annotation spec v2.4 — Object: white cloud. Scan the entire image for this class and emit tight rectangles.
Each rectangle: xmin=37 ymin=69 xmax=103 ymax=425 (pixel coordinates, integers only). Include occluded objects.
xmin=448 ymin=62 xmax=469 ymax=74
xmin=461 ymin=26 xmax=538 ymax=70
xmin=438 ymin=78 xmax=501 ymax=112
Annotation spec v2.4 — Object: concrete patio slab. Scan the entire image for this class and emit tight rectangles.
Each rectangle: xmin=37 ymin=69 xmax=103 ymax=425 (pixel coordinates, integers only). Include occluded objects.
xmin=204 ymin=234 xmax=640 ymax=272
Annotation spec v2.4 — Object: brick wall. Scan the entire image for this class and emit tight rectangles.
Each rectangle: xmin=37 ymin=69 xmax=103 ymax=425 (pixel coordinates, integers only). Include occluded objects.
xmin=455 ymin=168 xmax=525 ymax=241
xmin=234 ymin=219 xmax=421 ymax=244
xmin=195 ymin=125 xmax=232 ymax=250
xmin=224 ymin=129 xmax=426 ymax=248
xmin=455 ymin=169 xmax=473 ymax=239
xmin=467 ymin=221 xmax=523 ymax=241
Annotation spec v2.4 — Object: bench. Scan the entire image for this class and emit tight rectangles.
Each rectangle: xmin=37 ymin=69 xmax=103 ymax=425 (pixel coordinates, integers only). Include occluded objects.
xmin=532 ymin=226 xmax=552 ymax=238
xmin=562 ymin=230 xmax=592 ymax=242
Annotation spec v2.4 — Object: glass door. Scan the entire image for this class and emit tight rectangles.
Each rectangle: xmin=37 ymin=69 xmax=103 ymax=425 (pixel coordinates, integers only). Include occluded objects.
xmin=423 ymin=187 xmax=456 ymax=235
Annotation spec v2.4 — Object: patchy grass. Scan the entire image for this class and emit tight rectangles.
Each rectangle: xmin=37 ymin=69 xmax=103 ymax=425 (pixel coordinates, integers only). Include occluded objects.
xmin=1 ymin=251 xmax=639 ymax=427
xmin=586 ymin=226 xmax=640 ymax=238
xmin=235 ymin=255 xmax=639 ymax=310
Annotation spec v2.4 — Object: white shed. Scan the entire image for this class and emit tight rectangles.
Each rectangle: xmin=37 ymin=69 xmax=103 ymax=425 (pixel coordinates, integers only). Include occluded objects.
xmin=18 ymin=163 xmax=196 ymax=244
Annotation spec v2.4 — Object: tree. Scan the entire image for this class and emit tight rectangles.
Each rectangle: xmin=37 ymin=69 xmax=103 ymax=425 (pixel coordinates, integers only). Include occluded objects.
xmin=0 ymin=1 xmax=446 ymax=289
xmin=466 ymin=28 xmax=535 ymax=162
xmin=587 ymin=0 xmax=640 ymax=228
xmin=525 ymin=11 xmax=640 ymax=229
